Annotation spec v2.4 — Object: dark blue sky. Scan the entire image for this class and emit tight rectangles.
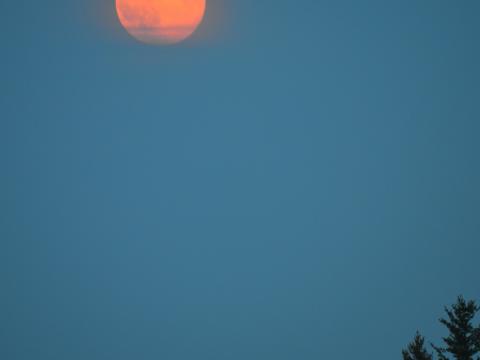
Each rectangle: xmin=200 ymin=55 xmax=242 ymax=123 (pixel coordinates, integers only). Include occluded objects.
xmin=1 ymin=1 xmax=479 ymax=359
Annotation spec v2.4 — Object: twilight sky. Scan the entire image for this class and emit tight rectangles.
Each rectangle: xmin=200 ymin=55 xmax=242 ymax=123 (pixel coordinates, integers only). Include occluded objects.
xmin=1 ymin=1 xmax=479 ymax=359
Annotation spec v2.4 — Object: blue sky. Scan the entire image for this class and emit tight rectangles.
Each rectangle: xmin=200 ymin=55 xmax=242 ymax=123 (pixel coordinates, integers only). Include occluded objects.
xmin=1 ymin=1 xmax=479 ymax=359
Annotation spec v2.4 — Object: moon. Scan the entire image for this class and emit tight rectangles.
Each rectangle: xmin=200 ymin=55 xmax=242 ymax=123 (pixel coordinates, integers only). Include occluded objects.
xmin=116 ymin=0 xmax=207 ymax=45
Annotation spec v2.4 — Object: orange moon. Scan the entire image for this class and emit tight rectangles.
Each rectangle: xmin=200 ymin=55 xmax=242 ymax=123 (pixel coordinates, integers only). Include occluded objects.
xmin=116 ymin=0 xmax=206 ymax=45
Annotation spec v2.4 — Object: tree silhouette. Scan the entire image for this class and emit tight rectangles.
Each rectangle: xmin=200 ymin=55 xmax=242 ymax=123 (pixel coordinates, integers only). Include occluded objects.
xmin=403 ymin=332 xmax=434 ymax=360
xmin=431 ymin=296 xmax=480 ymax=360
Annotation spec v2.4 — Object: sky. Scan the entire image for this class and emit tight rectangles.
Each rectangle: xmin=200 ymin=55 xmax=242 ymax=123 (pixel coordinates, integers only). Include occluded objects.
xmin=1 ymin=1 xmax=479 ymax=359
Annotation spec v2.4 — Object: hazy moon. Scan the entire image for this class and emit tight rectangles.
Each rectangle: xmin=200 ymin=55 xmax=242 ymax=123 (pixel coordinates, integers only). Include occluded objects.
xmin=116 ymin=0 xmax=207 ymax=45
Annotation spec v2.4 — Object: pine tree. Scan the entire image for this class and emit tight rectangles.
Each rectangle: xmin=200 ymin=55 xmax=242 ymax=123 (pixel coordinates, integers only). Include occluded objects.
xmin=431 ymin=296 xmax=480 ymax=360
xmin=403 ymin=332 xmax=434 ymax=360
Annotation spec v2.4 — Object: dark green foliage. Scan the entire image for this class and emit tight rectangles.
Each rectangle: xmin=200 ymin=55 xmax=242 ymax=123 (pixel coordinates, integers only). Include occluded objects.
xmin=402 ymin=297 xmax=480 ymax=360
xmin=432 ymin=296 xmax=480 ymax=360
xmin=403 ymin=332 xmax=434 ymax=360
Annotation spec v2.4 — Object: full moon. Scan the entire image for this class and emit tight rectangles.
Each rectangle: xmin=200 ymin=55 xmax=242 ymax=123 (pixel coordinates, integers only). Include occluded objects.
xmin=116 ymin=0 xmax=207 ymax=45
